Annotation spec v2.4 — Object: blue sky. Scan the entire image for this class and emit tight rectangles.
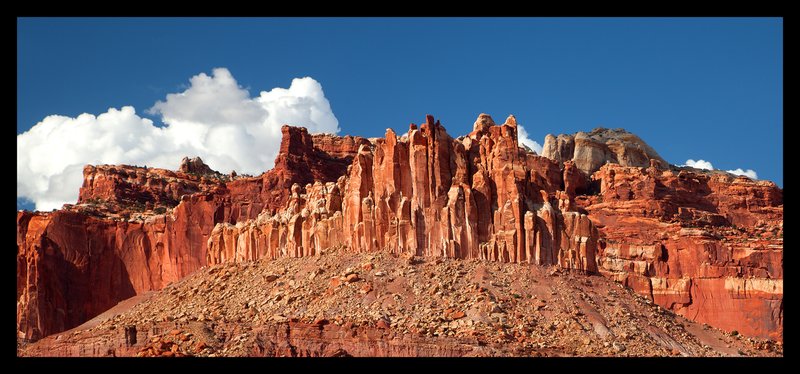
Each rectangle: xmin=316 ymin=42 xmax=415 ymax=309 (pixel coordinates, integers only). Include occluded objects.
xmin=17 ymin=17 xmax=782 ymax=210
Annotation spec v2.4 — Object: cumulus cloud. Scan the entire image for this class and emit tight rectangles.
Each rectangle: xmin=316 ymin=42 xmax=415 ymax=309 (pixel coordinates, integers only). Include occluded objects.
xmin=726 ymin=168 xmax=758 ymax=179
xmin=684 ymin=159 xmax=714 ymax=170
xmin=517 ymin=125 xmax=543 ymax=154
xmin=17 ymin=68 xmax=339 ymax=211
xmin=682 ymin=159 xmax=758 ymax=180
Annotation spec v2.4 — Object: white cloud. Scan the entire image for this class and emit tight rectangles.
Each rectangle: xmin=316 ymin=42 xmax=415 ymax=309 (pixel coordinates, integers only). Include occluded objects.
xmin=517 ymin=125 xmax=543 ymax=154
xmin=726 ymin=168 xmax=758 ymax=179
xmin=682 ymin=159 xmax=758 ymax=180
xmin=684 ymin=159 xmax=714 ymax=170
xmin=17 ymin=68 xmax=339 ymax=211
xmin=149 ymin=68 xmax=264 ymax=126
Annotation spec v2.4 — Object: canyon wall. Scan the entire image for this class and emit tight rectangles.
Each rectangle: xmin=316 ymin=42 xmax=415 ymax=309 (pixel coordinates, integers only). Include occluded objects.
xmin=17 ymin=126 xmax=366 ymax=341
xmin=17 ymin=115 xmax=782 ymax=343
xmin=208 ymin=114 xmax=597 ymax=274
xmin=580 ymin=163 xmax=783 ymax=340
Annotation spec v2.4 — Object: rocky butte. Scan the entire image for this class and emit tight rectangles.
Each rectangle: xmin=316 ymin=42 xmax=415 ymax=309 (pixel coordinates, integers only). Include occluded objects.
xmin=17 ymin=114 xmax=782 ymax=356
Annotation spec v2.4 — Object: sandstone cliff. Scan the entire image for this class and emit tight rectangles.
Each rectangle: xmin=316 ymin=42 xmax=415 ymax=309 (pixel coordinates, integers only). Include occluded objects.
xmin=579 ymin=163 xmax=783 ymax=340
xmin=542 ymin=128 xmax=667 ymax=175
xmin=207 ymin=114 xmax=597 ymax=274
xmin=17 ymin=114 xmax=783 ymax=346
xmin=17 ymin=126 xmax=366 ymax=341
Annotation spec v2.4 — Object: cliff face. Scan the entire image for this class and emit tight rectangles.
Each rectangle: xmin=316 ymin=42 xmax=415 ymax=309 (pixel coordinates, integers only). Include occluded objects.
xmin=16 ymin=193 xmax=232 ymax=341
xmin=17 ymin=126 xmax=366 ymax=341
xmin=542 ymin=128 xmax=667 ymax=175
xmin=208 ymin=114 xmax=597 ymax=274
xmin=78 ymin=163 xmax=210 ymax=209
xmin=578 ymin=163 xmax=783 ymax=340
xmin=17 ymin=114 xmax=782 ymax=345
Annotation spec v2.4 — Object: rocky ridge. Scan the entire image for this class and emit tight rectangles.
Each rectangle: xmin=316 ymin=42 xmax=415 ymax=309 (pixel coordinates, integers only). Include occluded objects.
xmin=207 ymin=114 xmax=597 ymax=273
xmin=581 ymin=163 xmax=783 ymax=340
xmin=542 ymin=127 xmax=667 ymax=175
xmin=17 ymin=114 xmax=783 ymax=352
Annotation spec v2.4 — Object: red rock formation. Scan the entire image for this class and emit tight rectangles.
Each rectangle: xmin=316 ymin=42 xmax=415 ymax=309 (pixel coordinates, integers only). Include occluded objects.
xmin=582 ymin=163 xmax=783 ymax=341
xmin=257 ymin=126 xmax=370 ymax=213
xmin=207 ymin=180 xmax=347 ymax=263
xmin=78 ymin=164 xmax=212 ymax=210
xmin=16 ymin=195 xmax=224 ymax=341
xmin=207 ymin=115 xmax=598 ymax=275
xmin=17 ymin=114 xmax=782 ymax=347
xmin=17 ymin=127 xmax=368 ymax=341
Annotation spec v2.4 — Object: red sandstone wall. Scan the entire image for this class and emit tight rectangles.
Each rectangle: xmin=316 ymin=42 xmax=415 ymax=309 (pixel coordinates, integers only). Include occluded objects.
xmin=583 ymin=163 xmax=783 ymax=340
xmin=17 ymin=117 xmax=783 ymax=343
